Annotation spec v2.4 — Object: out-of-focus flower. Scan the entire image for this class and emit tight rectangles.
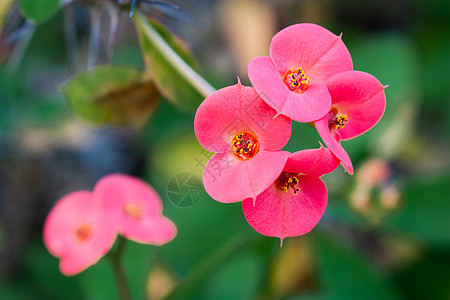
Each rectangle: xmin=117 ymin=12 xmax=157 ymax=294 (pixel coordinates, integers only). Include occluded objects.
xmin=43 ymin=191 xmax=117 ymax=276
xmin=248 ymin=23 xmax=353 ymax=123
xmin=94 ymin=174 xmax=177 ymax=245
xmin=44 ymin=173 xmax=177 ymax=276
xmin=350 ymin=158 xmax=401 ymax=223
xmin=194 ymin=80 xmax=291 ymax=203
xmin=314 ymin=71 xmax=386 ymax=174
xmin=242 ymin=146 xmax=340 ymax=244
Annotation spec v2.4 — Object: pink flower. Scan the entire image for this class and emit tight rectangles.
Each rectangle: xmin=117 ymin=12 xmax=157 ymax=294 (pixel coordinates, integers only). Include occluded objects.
xmin=43 ymin=191 xmax=117 ymax=276
xmin=248 ymin=23 xmax=353 ymax=123
xmin=242 ymin=145 xmax=340 ymax=244
xmin=313 ymin=71 xmax=386 ymax=174
xmin=43 ymin=174 xmax=176 ymax=276
xmin=94 ymin=174 xmax=177 ymax=245
xmin=194 ymin=80 xmax=292 ymax=203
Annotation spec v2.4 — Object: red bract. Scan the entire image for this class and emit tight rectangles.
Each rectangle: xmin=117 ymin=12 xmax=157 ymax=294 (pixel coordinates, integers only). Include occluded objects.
xmin=314 ymin=71 xmax=387 ymax=174
xmin=94 ymin=174 xmax=177 ymax=245
xmin=242 ymin=146 xmax=340 ymax=244
xmin=248 ymin=23 xmax=353 ymax=123
xmin=194 ymin=80 xmax=292 ymax=203
xmin=43 ymin=191 xmax=117 ymax=276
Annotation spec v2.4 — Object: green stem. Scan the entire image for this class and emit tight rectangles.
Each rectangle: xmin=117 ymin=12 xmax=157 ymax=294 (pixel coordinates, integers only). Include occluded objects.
xmin=133 ymin=12 xmax=216 ymax=98
xmin=109 ymin=237 xmax=131 ymax=300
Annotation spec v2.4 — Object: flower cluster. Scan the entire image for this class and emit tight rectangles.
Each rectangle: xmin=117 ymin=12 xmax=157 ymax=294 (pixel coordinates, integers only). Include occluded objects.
xmin=194 ymin=23 xmax=386 ymax=243
xmin=43 ymin=174 xmax=176 ymax=276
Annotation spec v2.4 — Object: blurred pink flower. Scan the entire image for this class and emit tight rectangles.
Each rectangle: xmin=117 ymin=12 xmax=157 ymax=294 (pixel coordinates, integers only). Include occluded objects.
xmin=248 ymin=23 xmax=353 ymax=123
xmin=314 ymin=71 xmax=386 ymax=174
xmin=94 ymin=174 xmax=177 ymax=245
xmin=242 ymin=146 xmax=340 ymax=244
xmin=43 ymin=191 xmax=117 ymax=276
xmin=44 ymin=174 xmax=177 ymax=276
xmin=194 ymin=80 xmax=292 ymax=203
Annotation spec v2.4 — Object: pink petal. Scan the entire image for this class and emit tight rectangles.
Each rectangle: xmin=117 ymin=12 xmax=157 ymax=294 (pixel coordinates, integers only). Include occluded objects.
xmin=248 ymin=56 xmax=331 ymax=122
xmin=94 ymin=174 xmax=163 ymax=218
xmin=283 ymin=146 xmax=340 ymax=177
xmin=194 ymin=80 xmax=291 ymax=152
xmin=242 ymin=175 xmax=327 ymax=242
xmin=43 ymin=191 xmax=117 ymax=276
xmin=269 ymin=23 xmax=353 ymax=83
xmin=326 ymin=71 xmax=386 ymax=140
xmin=59 ymin=246 xmax=108 ymax=276
xmin=314 ymin=116 xmax=353 ymax=174
xmin=203 ymin=150 xmax=290 ymax=203
xmin=120 ymin=216 xmax=177 ymax=245
xmin=59 ymin=255 xmax=91 ymax=277
xmin=94 ymin=174 xmax=177 ymax=246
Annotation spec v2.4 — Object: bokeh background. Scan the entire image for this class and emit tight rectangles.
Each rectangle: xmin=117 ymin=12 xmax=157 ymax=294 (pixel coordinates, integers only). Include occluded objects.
xmin=1 ymin=0 xmax=450 ymax=299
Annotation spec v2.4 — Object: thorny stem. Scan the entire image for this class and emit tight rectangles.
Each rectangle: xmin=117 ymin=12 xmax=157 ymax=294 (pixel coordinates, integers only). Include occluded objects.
xmin=108 ymin=236 xmax=131 ymax=300
xmin=105 ymin=2 xmax=120 ymax=64
xmin=87 ymin=6 xmax=101 ymax=68
xmin=5 ymin=22 xmax=35 ymax=73
xmin=63 ymin=5 xmax=80 ymax=73
xmin=133 ymin=12 xmax=216 ymax=97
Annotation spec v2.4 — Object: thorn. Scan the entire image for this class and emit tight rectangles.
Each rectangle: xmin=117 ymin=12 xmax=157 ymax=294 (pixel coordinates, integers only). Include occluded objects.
xmin=129 ymin=0 xmax=138 ymax=18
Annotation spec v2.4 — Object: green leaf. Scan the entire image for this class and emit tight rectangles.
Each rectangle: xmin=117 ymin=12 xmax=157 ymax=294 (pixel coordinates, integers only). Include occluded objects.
xmin=0 ymin=0 xmax=14 ymax=32
xmin=22 ymin=239 xmax=84 ymax=299
xmin=18 ymin=0 xmax=61 ymax=24
xmin=393 ymin=249 xmax=450 ymax=299
xmin=199 ymin=250 xmax=264 ymax=300
xmin=352 ymin=34 xmax=419 ymax=105
xmin=123 ymin=241 xmax=155 ymax=300
xmin=133 ymin=13 xmax=215 ymax=111
xmin=163 ymin=236 xmax=245 ymax=300
xmin=315 ymin=235 xmax=400 ymax=300
xmin=386 ymin=174 xmax=450 ymax=247
xmin=61 ymin=65 xmax=160 ymax=128
xmin=78 ymin=257 xmax=119 ymax=300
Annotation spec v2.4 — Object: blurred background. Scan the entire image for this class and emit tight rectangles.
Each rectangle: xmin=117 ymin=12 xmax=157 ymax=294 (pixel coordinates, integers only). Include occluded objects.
xmin=1 ymin=0 xmax=450 ymax=299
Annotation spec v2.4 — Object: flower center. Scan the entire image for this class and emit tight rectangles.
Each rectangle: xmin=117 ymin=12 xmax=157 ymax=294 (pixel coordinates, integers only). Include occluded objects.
xmin=282 ymin=68 xmax=309 ymax=93
xmin=125 ymin=203 xmax=144 ymax=220
xmin=231 ymin=131 xmax=259 ymax=160
xmin=74 ymin=223 xmax=92 ymax=244
xmin=328 ymin=107 xmax=348 ymax=130
xmin=275 ymin=172 xmax=300 ymax=195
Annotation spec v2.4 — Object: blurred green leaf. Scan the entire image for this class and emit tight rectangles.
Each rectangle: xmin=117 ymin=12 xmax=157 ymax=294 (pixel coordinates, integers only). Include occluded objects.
xmin=133 ymin=13 xmax=215 ymax=111
xmin=284 ymin=294 xmax=332 ymax=300
xmin=393 ymin=249 xmax=450 ymax=299
xmin=386 ymin=174 xmax=450 ymax=247
xmin=123 ymin=241 xmax=155 ymax=300
xmin=22 ymin=239 xmax=83 ymax=299
xmin=79 ymin=239 xmax=155 ymax=300
xmin=351 ymin=34 xmax=419 ymax=105
xmin=79 ymin=259 xmax=118 ymax=300
xmin=163 ymin=236 xmax=245 ymax=300
xmin=315 ymin=234 xmax=400 ymax=300
xmin=198 ymin=250 xmax=264 ymax=300
xmin=0 ymin=0 xmax=13 ymax=32
xmin=18 ymin=0 xmax=61 ymax=24
xmin=349 ymin=34 xmax=421 ymax=160
xmin=61 ymin=65 xmax=160 ymax=128
xmin=0 ymin=282 xmax=33 ymax=300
